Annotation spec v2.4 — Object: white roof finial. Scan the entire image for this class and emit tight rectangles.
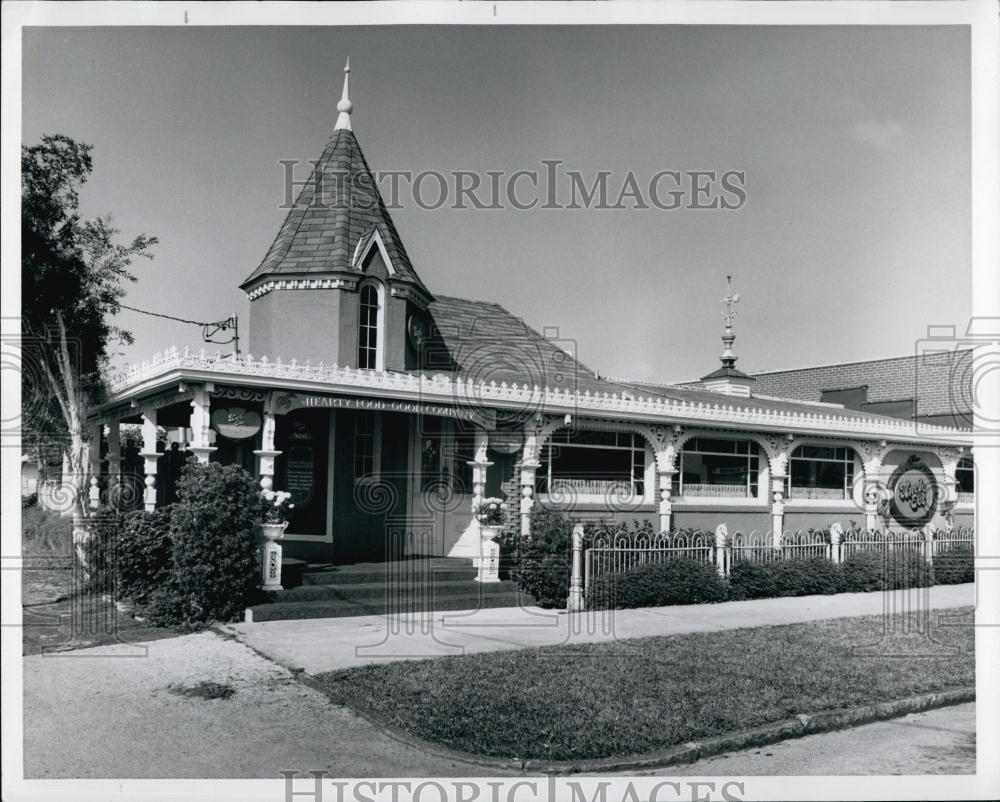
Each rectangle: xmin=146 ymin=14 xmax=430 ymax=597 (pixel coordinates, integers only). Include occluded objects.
xmin=335 ymin=58 xmax=353 ymax=131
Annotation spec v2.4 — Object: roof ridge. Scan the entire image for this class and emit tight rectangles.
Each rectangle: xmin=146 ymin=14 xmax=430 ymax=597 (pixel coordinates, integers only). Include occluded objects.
xmin=752 ymin=347 xmax=974 ymax=377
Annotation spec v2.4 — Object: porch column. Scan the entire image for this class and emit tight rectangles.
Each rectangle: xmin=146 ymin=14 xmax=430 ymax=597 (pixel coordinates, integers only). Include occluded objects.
xmin=187 ymin=384 xmax=217 ymax=464
xmin=253 ymin=406 xmax=282 ymax=491
xmin=937 ymin=447 xmax=963 ymax=533
xmin=860 ymin=441 xmax=888 ymax=532
xmin=468 ymin=427 xmax=493 ymax=514
xmin=769 ymin=443 xmax=791 ymax=548
xmin=519 ymin=458 xmax=540 ymax=537
xmin=140 ymin=408 xmax=160 ymax=512
xmin=88 ymin=420 xmax=103 ymax=510
xmin=106 ymin=421 xmax=121 ymax=502
xmin=656 ymin=465 xmax=675 ymax=533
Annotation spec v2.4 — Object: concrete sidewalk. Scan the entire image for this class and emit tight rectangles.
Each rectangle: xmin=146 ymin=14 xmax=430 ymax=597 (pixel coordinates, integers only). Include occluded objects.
xmin=221 ymin=583 xmax=975 ymax=675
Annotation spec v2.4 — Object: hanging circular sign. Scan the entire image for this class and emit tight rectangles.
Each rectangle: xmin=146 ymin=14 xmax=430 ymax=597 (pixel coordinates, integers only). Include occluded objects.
xmin=887 ymin=455 xmax=939 ymax=527
xmin=489 ymin=429 xmax=524 ymax=455
xmin=211 ymin=407 xmax=262 ymax=440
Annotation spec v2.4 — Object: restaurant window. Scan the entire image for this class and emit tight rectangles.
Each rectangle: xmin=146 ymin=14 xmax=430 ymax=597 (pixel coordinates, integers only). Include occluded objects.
xmin=353 ymin=411 xmax=378 ymax=480
xmin=536 ymin=429 xmax=646 ymax=498
xmin=956 ymin=456 xmax=975 ymax=498
xmin=674 ymin=437 xmax=760 ymax=498
xmin=448 ymin=420 xmax=476 ymax=495
xmin=788 ymin=445 xmax=855 ymax=500
xmin=358 ymin=281 xmax=382 ymax=370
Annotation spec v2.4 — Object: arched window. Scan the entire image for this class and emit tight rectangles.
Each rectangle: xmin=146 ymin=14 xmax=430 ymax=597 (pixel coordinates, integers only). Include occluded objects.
xmin=788 ymin=445 xmax=855 ymax=500
xmin=357 ymin=281 xmax=384 ymax=370
xmin=956 ymin=456 xmax=974 ymax=500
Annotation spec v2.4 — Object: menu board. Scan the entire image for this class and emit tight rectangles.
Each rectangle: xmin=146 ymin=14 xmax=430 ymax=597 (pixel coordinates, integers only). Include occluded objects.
xmin=285 ymin=421 xmax=315 ymax=507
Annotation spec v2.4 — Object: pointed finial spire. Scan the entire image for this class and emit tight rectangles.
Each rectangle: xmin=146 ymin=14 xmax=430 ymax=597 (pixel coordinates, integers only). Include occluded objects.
xmin=335 ymin=58 xmax=353 ymax=131
xmin=719 ymin=274 xmax=741 ymax=368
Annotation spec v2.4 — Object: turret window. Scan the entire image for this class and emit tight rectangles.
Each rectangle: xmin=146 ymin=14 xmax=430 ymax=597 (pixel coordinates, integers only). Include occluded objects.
xmin=358 ymin=281 xmax=384 ymax=370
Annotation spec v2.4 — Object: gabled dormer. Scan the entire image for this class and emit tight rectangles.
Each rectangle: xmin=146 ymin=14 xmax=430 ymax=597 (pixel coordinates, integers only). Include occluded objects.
xmin=240 ymin=60 xmax=433 ymax=371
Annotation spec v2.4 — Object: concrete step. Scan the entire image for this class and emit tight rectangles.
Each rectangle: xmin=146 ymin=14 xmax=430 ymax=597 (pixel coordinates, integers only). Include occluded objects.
xmin=246 ymin=588 xmax=528 ymax=622
xmin=276 ymin=579 xmax=518 ymax=603
xmin=302 ymin=566 xmax=477 ymax=586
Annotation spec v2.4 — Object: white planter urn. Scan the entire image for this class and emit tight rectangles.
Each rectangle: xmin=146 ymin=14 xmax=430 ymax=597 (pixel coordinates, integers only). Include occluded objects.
xmin=259 ymin=521 xmax=288 ymax=591
xmin=475 ymin=523 xmax=502 ymax=583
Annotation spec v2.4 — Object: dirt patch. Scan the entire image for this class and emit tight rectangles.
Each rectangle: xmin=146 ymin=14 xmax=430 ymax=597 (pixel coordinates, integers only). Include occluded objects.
xmin=168 ymin=680 xmax=236 ymax=700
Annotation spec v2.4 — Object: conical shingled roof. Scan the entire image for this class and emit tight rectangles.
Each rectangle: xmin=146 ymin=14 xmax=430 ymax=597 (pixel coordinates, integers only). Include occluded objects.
xmin=240 ymin=126 xmax=430 ymax=296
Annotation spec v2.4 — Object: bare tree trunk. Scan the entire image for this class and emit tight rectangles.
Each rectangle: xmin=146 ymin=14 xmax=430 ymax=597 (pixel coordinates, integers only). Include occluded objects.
xmin=40 ymin=311 xmax=94 ymax=569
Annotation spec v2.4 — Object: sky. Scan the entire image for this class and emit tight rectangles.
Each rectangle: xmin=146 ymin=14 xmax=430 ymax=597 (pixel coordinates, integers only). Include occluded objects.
xmin=21 ymin=25 xmax=971 ymax=383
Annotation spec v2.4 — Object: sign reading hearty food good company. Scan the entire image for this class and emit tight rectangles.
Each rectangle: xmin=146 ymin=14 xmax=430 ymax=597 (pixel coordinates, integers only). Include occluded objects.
xmin=274 ymin=393 xmax=496 ymax=429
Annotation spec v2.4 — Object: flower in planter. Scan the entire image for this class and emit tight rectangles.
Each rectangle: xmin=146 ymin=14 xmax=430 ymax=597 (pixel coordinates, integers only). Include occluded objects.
xmin=260 ymin=488 xmax=295 ymax=525
xmin=472 ymin=497 xmax=507 ymax=527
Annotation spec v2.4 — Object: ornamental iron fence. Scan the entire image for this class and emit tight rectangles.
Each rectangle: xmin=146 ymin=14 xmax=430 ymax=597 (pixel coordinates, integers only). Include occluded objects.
xmin=581 ymin=525 xmax=975 ymax=598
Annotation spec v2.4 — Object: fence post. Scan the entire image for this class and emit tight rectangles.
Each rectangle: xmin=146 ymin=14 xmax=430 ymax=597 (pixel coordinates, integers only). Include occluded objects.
xmin=714 ymin=523 xmax=728 ymax=577
xmin=829 ymin=522 xmax=842 ymax=564
xmin=567 ymin=523 xmax=585 ymax=612
xmin=924 ymin=524 xmax=935 ymax=566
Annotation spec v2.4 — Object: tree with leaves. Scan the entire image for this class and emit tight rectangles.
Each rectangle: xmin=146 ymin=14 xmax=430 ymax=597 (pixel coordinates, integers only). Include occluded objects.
xmin=22 ymin=134 xmax=157 ymax=559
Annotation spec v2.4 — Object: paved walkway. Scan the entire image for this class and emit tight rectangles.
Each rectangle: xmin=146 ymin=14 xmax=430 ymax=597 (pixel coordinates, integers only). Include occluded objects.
xmin=610 ymin=702 xmax=976 ymax=776
xmin=222 ymin=583 xmax=975 ymax=675
xmin=23 ymin=630 xmax=515 ymax=778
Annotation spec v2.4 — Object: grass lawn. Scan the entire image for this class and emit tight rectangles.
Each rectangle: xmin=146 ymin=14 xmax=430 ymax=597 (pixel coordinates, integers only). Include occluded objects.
xmin=316 ymin=609 xmax=975 ymax=762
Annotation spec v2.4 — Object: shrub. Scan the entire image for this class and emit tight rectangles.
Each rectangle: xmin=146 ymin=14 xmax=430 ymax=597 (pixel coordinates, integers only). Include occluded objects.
xmin=841 ymin=549 xmax=933 ymax=592
xmin=729 ymin=557 xmax=845 ymax=600
xmin=145 ymin=462 xmax=262 ymax=629
xmin=933 ymin=543 xmax=974 ymax=585
xmin=22 ymin=492 xmax=38 ymax=509
xmin=116 ymin=507 xmax=173 ymax=606
xmin=500 ymin=505 xmax=576 ymax=608
xmin=586 ymin=557 xmax=728 ymax=610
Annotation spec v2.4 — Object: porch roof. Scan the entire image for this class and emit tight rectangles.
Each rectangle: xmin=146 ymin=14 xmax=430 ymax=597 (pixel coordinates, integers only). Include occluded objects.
xmin=101 ymin=345 xmax=971 ymax=448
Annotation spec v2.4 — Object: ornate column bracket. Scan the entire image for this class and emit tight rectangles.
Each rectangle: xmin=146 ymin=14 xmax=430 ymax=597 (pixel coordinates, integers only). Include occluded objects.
xmin=187 ymin=383 xmax=218 ymax=464
xmin=140 ymin=408 xmax=160 ymax=512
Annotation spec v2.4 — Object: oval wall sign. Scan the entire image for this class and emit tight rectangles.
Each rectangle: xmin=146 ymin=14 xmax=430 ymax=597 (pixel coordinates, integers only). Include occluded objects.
xmin=888 ymin=455 xmax=939 ymax=527
xmin=211 ymin=407 xmax=262 ymax=440
xmin=489 ymin=429 xmax=524 ymax=455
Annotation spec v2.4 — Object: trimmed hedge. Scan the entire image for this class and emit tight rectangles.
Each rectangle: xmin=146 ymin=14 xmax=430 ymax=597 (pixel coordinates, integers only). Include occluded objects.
xmin=840 ymin=550 xmax=933 ymax=592
xmin=729 ymin=556 xmax=845 ymax=600
xmin=932 ymin=543 xmax=975 ymax=585
xmin=587 ymin=557 xmax=728 ymax=609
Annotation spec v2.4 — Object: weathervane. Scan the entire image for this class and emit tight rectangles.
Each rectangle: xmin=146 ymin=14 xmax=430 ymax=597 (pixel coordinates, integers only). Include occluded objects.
xmin=718 ymin=275 xmax=741 ymax=368
xmin=721 ymin=274 xmax=741 ymax=331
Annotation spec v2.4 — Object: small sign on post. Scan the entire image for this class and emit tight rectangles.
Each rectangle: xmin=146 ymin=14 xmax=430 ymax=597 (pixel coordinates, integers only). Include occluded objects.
xmin=567 ymin=524 xmax=585 ymax=612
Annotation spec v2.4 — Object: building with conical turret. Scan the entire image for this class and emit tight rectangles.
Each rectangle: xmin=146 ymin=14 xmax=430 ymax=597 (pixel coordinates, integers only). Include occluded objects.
xmin=89 ymin=63 xmax=974 ymax=619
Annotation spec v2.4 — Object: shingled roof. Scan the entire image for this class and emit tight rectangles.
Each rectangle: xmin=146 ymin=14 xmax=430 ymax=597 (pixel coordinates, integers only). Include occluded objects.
xmin=421 ymin=296 xmax=936 ymax=427
xmin=240 ymin=126 xmax=429 ymax=296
